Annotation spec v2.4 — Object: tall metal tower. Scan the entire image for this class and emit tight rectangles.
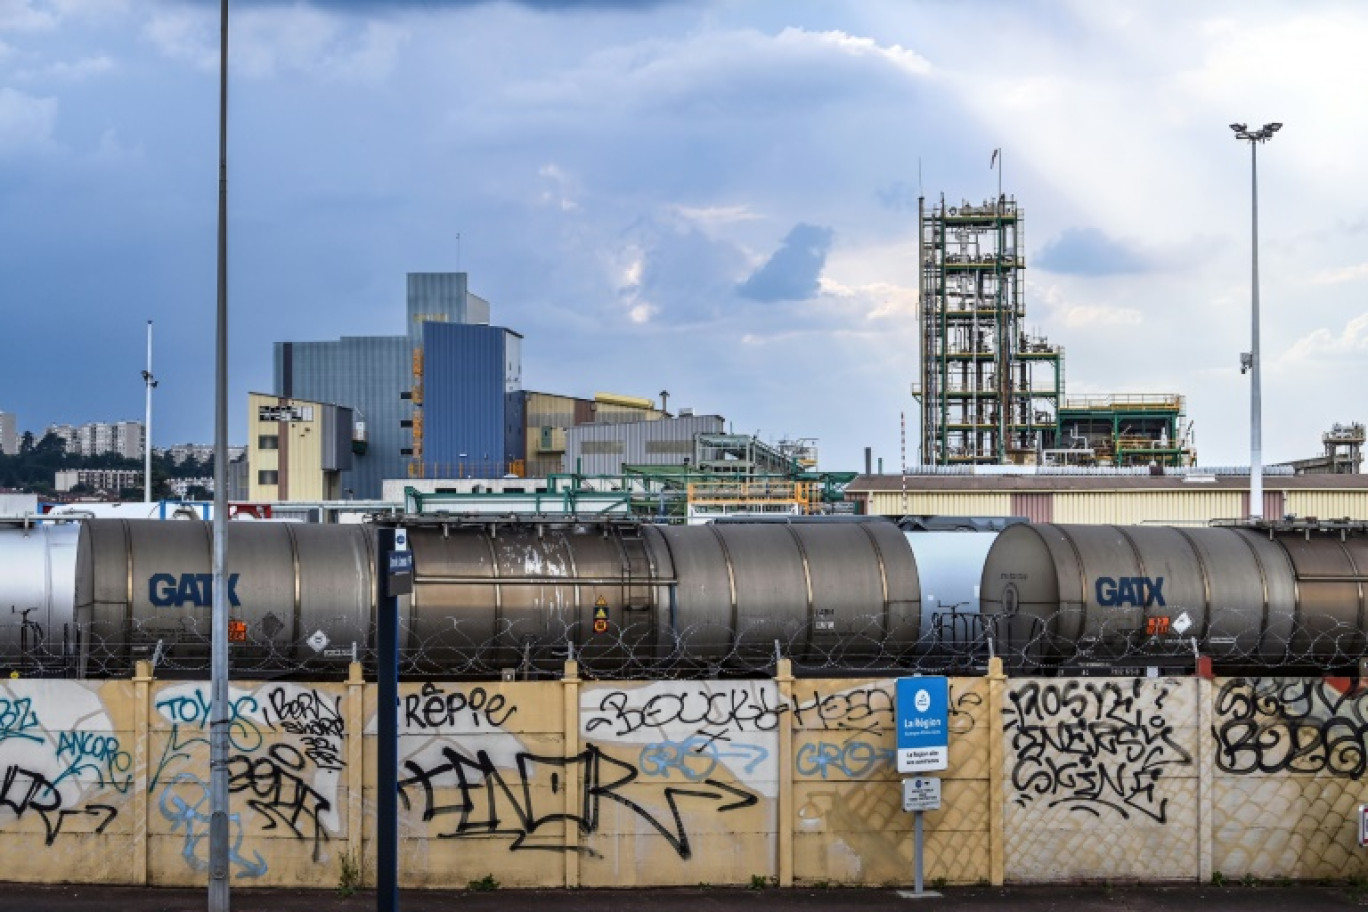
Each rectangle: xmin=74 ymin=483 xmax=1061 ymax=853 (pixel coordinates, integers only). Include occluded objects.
xmin=913 ymin=195 xmax=1063 ymax=465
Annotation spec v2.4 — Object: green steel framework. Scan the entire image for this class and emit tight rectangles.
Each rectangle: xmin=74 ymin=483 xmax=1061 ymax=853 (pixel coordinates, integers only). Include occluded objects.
xmin=914 ymin=196 xmax=1064 ymax=465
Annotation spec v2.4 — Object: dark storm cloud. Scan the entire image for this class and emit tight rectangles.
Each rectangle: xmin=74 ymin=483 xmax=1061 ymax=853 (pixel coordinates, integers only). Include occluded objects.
xmin=1035 ymin=227 xmax=1152 ymax=276
xmin=737 ymin=223 xmax=834 ymax=303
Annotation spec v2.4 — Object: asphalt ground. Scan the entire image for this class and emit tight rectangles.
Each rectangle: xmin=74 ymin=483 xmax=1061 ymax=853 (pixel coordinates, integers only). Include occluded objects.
xmin=2 ymin=882 xmax=1368 ymax=912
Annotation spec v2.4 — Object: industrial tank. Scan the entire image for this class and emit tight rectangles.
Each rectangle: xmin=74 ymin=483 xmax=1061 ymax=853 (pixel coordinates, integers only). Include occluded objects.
xmin=0 ymin=522 xmax=80 ymax=673
xmin=74 ymin=519 xmax=375 ymax=675
xmin=407 ymin=518 xmax=922 ymax=675
xmin=978 ymin=523 xmax=1368 ymax=672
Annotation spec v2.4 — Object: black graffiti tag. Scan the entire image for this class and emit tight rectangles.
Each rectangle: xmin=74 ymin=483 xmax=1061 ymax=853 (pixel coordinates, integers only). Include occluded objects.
xmin=585 ymin=688 xmax=787 ymax=736
xmin=1004 ymin=679 xmax=1191 ymax=822
xmin=0 ymin=764 xmax=117 ymax=845
xmin=1214 ymin=677 xmax=1368 ymax=778
xmin=403 ymin=682 xmax=517 ymax=730
xmin=397 ymin=744 xmax=756 ymax=859
xmin=227 ymin=744 xmax=332 ymax=861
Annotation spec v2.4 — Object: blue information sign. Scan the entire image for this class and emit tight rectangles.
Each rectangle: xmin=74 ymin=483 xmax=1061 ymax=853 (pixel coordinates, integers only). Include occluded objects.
xmin=895 ymin=676 xmax=949 ymax=773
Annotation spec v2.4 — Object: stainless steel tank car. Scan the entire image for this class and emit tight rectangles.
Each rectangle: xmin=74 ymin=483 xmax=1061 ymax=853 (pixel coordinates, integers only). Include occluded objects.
xmin=978 ymin=523 xmax=1368 ymax=672
xmin=0 ymin=521 xmax=80 ymax=674
xmin=74 ymin=519 xmax=375 ymax=675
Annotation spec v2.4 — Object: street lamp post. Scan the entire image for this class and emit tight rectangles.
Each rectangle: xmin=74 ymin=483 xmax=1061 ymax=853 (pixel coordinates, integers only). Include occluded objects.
xmin=141 ymin=320 xmax=157 ymax=503
xmin=1230 ymin=121 xmax=1282 ymax=521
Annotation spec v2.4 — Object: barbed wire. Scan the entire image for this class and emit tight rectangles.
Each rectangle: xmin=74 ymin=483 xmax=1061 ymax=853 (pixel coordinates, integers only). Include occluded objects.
xmin=6 ymin=605 xmax=1368 ymax=680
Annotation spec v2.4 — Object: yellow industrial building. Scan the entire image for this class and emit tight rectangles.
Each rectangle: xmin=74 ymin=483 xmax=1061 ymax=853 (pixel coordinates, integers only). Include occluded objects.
xmin=845 ymin=471 xmax=1368 ymax=524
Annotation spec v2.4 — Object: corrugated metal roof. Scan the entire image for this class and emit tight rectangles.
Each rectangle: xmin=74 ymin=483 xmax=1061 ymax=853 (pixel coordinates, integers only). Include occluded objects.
xmin=846 ymin=473 xmax=1368 ymax=492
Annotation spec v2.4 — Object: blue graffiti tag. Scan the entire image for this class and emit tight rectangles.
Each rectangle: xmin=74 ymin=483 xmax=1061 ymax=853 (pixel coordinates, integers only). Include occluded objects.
xmin=638 ymin=736 xmax=770 ymax=781
xmin=0 ymin=698 xmax=41 ymax=744
xmin=794 ymin=740 xmax=895 ymax=779
xmin=159 ymin=772 xmax=268 ymax=879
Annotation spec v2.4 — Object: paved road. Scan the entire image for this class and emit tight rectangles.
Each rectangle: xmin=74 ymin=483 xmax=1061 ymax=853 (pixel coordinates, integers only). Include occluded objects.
xmin=2 ymin=883 xmax=1366 ymax=912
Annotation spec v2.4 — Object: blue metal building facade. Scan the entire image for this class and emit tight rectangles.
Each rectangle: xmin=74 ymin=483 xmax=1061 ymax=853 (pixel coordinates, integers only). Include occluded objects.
xmin=419 ymin=322 xmax=524 ymax=478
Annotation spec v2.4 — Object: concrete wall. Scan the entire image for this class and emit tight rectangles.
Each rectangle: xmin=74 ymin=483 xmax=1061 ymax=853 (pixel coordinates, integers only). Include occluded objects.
xmin=0 ymin=666 xmax=1365 ymax=888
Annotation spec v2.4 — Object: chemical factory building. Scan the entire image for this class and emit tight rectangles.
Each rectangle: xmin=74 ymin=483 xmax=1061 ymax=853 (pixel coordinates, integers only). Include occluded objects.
xmin=246 ymin=393 xmax=354 ymax=502
xmin=564 ymin=414 xmax=725 ymax=475
xmin=274 ymin=272 xmax=497 ymax=499
xmin=846 ymin=470 xmax=1368 ymax=524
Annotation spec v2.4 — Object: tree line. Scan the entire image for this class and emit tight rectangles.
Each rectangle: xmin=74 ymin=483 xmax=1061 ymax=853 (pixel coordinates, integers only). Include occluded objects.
xmin=0 ymin=432 xmax=216 ymax=499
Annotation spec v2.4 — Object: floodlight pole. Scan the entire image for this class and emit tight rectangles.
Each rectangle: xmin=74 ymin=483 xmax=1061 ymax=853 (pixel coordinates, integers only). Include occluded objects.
xmin=209 ymin=0 xmax=231 ymax=909
xmin=1230 ymin=121 xmax=1281 ymax=521
xmin=142 ymin=320 xmax=156 ymax=503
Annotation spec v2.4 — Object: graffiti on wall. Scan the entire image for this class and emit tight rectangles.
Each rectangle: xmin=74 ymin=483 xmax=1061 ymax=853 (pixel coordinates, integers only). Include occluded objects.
xmin=153 ymin=682 xmax=347 ymax=878
xmin=1004 ymin=679 xmax=1192 ymax=822
xmin=1214 ymin=676 xmax=1368 ymax=778
xmin=0 ymin=682 xmax=128 ymax=849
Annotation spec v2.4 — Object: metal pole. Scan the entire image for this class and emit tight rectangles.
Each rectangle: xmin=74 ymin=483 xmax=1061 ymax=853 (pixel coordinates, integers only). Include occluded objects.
xmin=208 ymin=0 xmax=230 ymax=908
xmin=914 ymin=810 xmax=925 ymax=893
xmin=1249 ymin=140 xmax=1263 ymax=520
xmin=143 ymin=320 xmax=153 ymax=503
xmin=377 ymin=526 xmax=400 ymax=912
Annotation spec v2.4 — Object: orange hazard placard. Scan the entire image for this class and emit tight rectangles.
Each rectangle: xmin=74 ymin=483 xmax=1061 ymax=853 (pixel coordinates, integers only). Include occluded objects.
xmin=228 ymin=619 xmax=247 ymax=643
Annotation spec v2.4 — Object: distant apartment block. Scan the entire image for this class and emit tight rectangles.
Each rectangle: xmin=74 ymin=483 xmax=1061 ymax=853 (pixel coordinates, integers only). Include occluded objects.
xmin=54 ymin=468 xmax=142 ymax=494
xmin=166 ymin=477 xmax=215 ymax=498
xmin=163 ymin=443 xmax=244 ymax=466
xmin=44 ymin=421 xmax=145 ymax=459
xmin=0 ymin=411 xmax=15 ymax=455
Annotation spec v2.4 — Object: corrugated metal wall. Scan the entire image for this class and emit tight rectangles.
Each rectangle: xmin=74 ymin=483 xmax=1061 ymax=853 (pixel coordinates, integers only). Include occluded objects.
xmin=1010 ymin=492 xmax=1053 ymax=523
xmin=405 ymin=272 xmax=487 ymax=346
xmin=1052 ymin=491 xmax=1244 ymax=524
xmin=1284 ymin=489 xmax=1368 ymax=520
xmin=274 ymin=337 xmax=411 ymax=500
xmin=421 ymin=323 xmax=522 ymax=476
xmin=867 ymin=491 xmax=1014 ymax=516
xmin=564 ymin=415 xmax=724 ymax=475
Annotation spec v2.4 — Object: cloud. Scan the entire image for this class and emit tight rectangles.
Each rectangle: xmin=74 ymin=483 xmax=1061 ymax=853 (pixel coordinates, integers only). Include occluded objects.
xmin=1035 ymin=227 xmax=1152 ymax=276
xmin=1281 ymin=313 xmax=1368 ymax=364
xmin=22 ymin=54 xmax=116 ymax=81
xmin=1053 ymin=304 xmax=1143 ymax=329
xmin=613 ymin=217 xmax=751 ymax=324
xmin=144 ymin=4 xmax=408 ymax=81
xmin=0 ymin=86 xmax=56 ymax=152
xmin=738 ymin=223 xmax=834 ymax=303
xmin=672 ymin=204 xmax=762 ymax=227
xmin=1311 ymin=263 xmax=1368 ymax=286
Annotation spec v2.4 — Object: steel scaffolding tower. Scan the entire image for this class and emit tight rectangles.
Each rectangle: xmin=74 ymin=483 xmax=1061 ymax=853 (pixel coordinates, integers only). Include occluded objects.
xmin=913 ymin=195 xmax=1063 ymax=465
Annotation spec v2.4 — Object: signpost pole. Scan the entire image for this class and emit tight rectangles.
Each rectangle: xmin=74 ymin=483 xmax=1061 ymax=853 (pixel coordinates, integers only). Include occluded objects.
xmin=896 ymin=678 xmax=949 ymax=900
xmin=376 ymin=526 xmax=411 ymax=912
xmin=914 ymin=810 xmax=925 ymax=894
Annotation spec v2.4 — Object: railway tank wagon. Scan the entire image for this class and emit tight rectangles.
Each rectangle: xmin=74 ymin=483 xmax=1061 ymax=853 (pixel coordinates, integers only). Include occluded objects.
xmin=75 ymin=519 xmax=376 ymax=675
xmin=0 ymin=521 xmax=80 ymax=674
xmin=978 ymin=523 xmax=1368 ymax=673
xmin=69 ymin=517 xmax=929 ymax=678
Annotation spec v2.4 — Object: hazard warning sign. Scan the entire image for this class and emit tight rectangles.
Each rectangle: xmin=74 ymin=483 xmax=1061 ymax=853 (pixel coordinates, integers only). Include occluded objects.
xmin=593 ymin=595 xmax=609 ymax=634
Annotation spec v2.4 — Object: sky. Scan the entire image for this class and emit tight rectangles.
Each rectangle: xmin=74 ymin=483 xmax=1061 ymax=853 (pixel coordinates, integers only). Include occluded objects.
xmin=1 ymin=0 xmax=1364 ymax=472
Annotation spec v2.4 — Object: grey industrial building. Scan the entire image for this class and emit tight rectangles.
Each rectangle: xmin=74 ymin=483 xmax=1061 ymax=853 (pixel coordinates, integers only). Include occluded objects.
xmin=275 ymin=273 xmax=509 ymax=499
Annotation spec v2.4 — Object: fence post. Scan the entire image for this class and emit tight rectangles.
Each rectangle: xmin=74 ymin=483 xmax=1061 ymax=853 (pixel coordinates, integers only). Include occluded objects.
xmin=132 ymin=659 xmax=154 ymax=886
xmin=346 ymin=662 xmax=366 ymax=885
xmin=563 ymin=659 xmax=581 ymax=888
xmin=776 ymin=658 xmax=794 ymax=887
xmin=1196 ymin=673 xmax=1214 ymax=882
xmin=987 ymin=656 xmax=1006 ymax=886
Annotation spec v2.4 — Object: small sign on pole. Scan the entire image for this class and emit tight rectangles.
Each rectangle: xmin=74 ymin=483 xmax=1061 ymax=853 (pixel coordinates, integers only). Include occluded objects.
xmin=896 ymin=676 xmax=949 ymax=773
xmin=1359 ymin=804 xmax=1368 ymax=847
xmin=903 ymin=776 xmax=941 ymax=813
